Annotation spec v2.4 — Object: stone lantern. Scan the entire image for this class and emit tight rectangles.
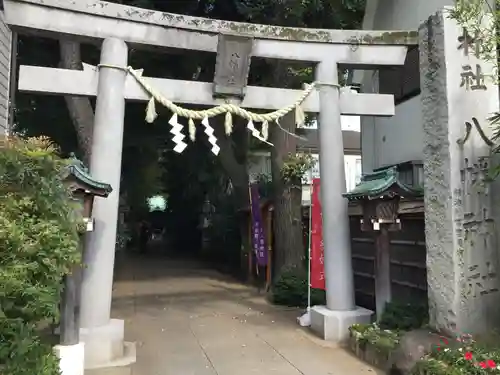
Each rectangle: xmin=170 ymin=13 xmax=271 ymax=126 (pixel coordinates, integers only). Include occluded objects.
xmin=57 ymin=155 xmax=112 ymax=373
xmin=343 ymin=165 xmax=422 ymax=320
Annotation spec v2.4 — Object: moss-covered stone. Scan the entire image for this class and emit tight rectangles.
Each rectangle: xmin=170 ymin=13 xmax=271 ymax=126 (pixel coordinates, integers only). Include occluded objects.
xmin=33 ymin=0 xmax=420 ymax=45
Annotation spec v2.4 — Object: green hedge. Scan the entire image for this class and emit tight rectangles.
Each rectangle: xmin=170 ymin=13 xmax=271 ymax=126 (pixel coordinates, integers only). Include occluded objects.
xmin=379 ymin=301 xmax=429 ymax=331
xmin=270 ymin=267 xmax=325 ymax=307
xmin=0 ymin=136 xmax=80 ymax=375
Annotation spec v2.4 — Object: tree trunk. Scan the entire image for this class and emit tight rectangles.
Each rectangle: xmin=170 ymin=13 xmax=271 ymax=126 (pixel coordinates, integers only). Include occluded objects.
xmin=58 ymin=39 xmax=95 ymax=333
xmin=215 ymin=116 xmax=252 ymax=279
xmin=215 ymin=116 xmax=250 ymax=209
xmin=271 ymin=111 xmax=304 ymax=277
xmin=59 ymin=39 xmax=94 ymax=164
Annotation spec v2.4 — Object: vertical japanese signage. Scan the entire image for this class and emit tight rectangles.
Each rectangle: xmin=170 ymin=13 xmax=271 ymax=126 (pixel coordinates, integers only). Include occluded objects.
xmin=249 ymin=184 xmax=267 ymax=266
xmin=449 ymin=14 xmax=499 ymax=300
xmin=457 ymin=27 xmax=487 ymax=91
xmin=310 ymin=178 xmax=325 ymax=290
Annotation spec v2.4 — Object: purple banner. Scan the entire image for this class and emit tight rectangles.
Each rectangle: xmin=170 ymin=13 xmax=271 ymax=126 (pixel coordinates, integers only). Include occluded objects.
xmin=249 ymin=184 xmax=267 ymax=266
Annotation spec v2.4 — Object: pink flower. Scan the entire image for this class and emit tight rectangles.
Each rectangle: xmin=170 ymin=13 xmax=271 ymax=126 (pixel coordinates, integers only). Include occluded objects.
xmin=487 ymin=359 xmax=496 ymax=368
xmin=479 ymin=362 xmax=487 ymax=369
xmin=464 ymin=352 xmax=473 ymax=361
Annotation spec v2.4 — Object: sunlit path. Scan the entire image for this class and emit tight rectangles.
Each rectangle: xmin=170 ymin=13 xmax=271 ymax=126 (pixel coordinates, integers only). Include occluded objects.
xmin=86 ymin=252 xmax=379 ymax=375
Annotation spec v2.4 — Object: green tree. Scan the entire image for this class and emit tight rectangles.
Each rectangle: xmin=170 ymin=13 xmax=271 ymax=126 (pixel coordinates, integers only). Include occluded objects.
xmin=0 ymin=136 xmax=81 ymax=375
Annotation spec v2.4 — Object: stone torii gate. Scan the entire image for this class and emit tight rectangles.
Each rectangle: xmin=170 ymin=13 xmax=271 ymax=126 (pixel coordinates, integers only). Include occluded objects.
xmin=4 ymin=0 xmax=416 ymax=369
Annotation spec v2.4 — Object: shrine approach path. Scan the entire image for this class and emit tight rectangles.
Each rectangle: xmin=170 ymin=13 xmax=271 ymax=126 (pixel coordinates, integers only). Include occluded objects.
xmin=86 ymin=252 xmax=379 ymax=375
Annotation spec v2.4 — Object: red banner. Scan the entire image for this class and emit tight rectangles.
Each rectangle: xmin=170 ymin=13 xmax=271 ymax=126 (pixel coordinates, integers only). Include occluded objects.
xmin=310 ymin=178 xmax=325 ymax=290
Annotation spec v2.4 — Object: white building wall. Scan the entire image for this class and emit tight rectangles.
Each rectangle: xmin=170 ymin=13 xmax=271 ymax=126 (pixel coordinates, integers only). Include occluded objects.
xmin=361 ymin=0 xmax=454 ymax=173
xmin=302 ymin=115 xmax=362 ymax=198
xmin=0 ymin=11 xmax=12 ymax=135
xmin=249 ymin=152 xmax=362 ymax=205
xmin=249 ymin=115 xmax=363 ymax=204
xmin=301 ymin=154 xmax=362 ymax=205
xmin=248 ymin=152 xmax=272 ymax=182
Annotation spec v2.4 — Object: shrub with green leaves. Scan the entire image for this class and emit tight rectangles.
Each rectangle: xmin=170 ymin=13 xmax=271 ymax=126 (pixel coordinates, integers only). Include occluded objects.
xmin=271 ymin=267 xmax=325 ymax=307
xmin=350 ymin=323 xmax=401 ymax=354
xmin=0 ymin=136 xmax=80 ymax=375
xmin=379 ymin=301 xmax=429 ymax=331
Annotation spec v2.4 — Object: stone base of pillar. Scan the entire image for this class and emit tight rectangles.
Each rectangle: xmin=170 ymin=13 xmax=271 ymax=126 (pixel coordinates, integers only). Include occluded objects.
xmin=80 ymin=319 xmax=136 ymax=369
xmin=54 ymin=342 xmax=85 ymax=375
xmin=310 ymin=305 xmax=373 ymax=342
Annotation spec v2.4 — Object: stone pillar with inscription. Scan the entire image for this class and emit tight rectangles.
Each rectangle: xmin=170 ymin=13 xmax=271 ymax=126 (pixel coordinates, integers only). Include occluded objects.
xmin=419 ymin=8 xmax=500 ymax=336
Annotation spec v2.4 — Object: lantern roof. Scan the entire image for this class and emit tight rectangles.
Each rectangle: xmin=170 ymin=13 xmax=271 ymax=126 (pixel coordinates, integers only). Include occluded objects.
xmin=64 ymin=154 xmax=112 ymax=197
xmin=343 ymin=165 xmax=423 ymax=201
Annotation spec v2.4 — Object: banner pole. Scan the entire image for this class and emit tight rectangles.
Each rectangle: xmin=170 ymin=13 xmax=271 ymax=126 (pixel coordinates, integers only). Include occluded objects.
xmin=248 ymin=185 xmax=253 ymax=282
xmin=266 ymin=206 xmax=272 ymax=291
xmin=298 ymin=159 xmax=314 ymax=327
xmin=307 ymin=182 xmax=313 ymax=312
xmin=249 ymin=185 xmax=260 ymax=277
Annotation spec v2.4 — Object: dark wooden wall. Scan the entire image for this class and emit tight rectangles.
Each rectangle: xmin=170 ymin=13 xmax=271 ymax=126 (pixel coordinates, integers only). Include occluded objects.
xmin=350 ymin=214 xmax=428 ymax=311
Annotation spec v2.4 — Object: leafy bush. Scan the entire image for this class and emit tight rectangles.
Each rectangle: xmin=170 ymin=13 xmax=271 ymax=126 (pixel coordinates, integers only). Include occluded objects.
xmin=348 ymin=301 xmax=429 ymax=370
xmin=379 ymin=301 xmax=429 ymax=331
xmin=350 ymin=323 xmax=401 ymax=354
xmin=0 ymin=136 xmax=80 ymax=375
xmin=271 ymin=267 xmax=325 ymax=307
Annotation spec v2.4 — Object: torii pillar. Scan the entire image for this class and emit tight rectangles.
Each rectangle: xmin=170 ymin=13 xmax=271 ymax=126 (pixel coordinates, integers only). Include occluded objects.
xmin=77 ymin=38 xmax=135 ymax=369
xmin=309 ymin=58 xmax=374 ymax=341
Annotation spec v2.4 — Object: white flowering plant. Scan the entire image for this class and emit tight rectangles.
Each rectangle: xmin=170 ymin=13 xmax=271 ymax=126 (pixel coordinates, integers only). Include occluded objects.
xmin=349 ymin=323 xmax=401 ymax=354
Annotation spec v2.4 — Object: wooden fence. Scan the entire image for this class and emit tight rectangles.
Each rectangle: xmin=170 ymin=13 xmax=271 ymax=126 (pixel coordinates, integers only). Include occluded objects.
xmin=350 ymin=214 xmax=428 ymax=311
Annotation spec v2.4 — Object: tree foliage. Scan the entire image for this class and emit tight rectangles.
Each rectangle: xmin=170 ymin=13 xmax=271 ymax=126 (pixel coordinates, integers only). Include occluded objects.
xmin=0 ymin=136 xmax=81 ymax=375
xmin=281 ymin=153 xmax=316 ymax=186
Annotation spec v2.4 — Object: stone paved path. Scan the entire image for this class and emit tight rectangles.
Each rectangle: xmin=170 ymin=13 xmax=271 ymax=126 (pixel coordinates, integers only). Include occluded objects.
xmin=87 ymin=252 xmax=380 ymax=375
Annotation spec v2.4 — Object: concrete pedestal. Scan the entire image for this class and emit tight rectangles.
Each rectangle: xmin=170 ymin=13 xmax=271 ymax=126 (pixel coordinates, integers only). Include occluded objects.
xmin=54 ymin=342 xmax=85 ymax=375
xmin=310 ymin=305 xmax=373 ymax=342
xmin=80 ymin=319 xmax=136 ymax=369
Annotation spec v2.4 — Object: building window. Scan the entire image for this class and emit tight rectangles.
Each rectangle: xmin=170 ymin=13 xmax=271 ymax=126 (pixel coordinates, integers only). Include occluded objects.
xmin=355 ymin=158 xmax=362 ymax=185
xmin=302 ymin=154 xmax=320 ymax=184
xmin=378 ymin=46 xmax=420 ymax=104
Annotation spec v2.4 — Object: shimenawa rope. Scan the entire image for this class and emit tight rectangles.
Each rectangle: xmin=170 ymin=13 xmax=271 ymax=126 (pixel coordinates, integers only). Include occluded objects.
xmin=96 ymin=64 xmax=338 ymax=146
